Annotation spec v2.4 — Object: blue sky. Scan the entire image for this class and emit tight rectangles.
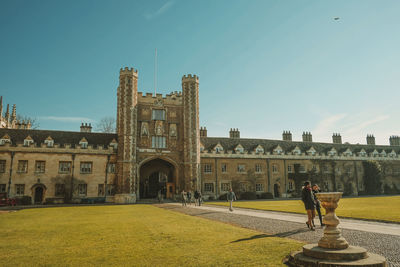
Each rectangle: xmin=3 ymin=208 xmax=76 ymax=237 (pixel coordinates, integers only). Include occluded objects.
xmin=1 ymin=0 xmax=399 ymax=145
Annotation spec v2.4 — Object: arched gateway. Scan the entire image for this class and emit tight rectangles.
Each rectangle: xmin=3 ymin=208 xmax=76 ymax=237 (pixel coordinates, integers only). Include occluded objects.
xmin=139 ymin=158 xmax=177 ymax=200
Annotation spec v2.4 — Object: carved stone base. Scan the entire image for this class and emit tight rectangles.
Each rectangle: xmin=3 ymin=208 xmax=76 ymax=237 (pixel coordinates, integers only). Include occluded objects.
xmin=318 ymin=226 xmax=349 ymax=249
xmin=286 ymin=244 xmax=386 ymax=267
xmin=114 ymin=193 xmax=137 ymax=204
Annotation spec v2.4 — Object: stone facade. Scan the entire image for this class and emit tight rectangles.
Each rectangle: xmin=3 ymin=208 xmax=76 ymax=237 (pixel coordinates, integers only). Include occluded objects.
xmin=0 ymin=66 xmax=399 ymax=204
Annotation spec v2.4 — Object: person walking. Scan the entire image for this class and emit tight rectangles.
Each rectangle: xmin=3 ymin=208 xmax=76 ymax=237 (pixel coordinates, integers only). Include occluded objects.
xmin=181 ymin=190 xmax=187 ymax=207
xmin=187 ymin=190 xmax=192 ymax=205
xmin=312 ymin=184 xmax=324 ymax=227
xmin=227 ymin=188 xmax=237 ymax=212
xmin=198 ymin=191 xmax=202 ymax=206
xmin=301 ymin=181 xmax=316 ymax=231
xmin=194 ymin=190 xmax=200 ymax=206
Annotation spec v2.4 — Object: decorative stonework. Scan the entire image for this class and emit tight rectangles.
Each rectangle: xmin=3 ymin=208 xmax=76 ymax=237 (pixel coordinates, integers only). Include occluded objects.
xmin=169 ymin=123 xmax=177 ymax=137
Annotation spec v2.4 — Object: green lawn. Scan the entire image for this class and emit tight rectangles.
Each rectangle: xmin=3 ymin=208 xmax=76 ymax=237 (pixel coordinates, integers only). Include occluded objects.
xmin=208 ymin=195 xmax=400 ymax=223
xmin=0 ymin=205 xmax=303 ymax=266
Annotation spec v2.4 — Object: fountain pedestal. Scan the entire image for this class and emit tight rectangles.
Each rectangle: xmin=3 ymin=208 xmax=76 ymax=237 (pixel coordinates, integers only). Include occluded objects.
xmin=286 ymin=192 xmax=387 ymax=267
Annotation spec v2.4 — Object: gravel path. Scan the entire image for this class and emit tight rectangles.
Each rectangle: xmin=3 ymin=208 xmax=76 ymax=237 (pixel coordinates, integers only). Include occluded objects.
xmin=158 ymin=204 xmax=400 ymax=266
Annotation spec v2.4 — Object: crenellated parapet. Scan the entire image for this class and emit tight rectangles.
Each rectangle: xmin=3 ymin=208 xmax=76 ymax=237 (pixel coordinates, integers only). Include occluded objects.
xmin=182 ymin=74 xmax=199 ymax=83
xmin=119 ymin=67 xmax=138 ymax=77
xmin=137 ymin=91 xmax=183 ymax=105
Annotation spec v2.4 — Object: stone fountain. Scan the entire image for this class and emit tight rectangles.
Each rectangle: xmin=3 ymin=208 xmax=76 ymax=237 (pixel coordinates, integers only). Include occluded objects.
xmin=287 ymin=192 xmax=387 ymax=267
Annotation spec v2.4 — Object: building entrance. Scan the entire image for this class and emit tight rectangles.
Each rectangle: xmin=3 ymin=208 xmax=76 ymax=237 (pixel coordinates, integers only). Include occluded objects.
xmin=139 ymin=158 xmax=176 ymax=199
xmin=34 ymin=186 xmax=44 ymax=204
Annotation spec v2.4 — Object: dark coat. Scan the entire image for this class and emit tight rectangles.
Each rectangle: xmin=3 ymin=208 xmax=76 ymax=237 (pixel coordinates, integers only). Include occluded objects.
xmin=312 ymin=189 xmax=321 ymax=208
xmin=302 ymin=187 xmax=315 ymax=210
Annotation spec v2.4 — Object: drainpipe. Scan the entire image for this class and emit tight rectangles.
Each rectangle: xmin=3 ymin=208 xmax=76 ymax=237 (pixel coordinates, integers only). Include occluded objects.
xmin=266 ymin=159 xmax=271 ymax=193
xmin=214 ymin=158 xmax=218 ymax=199
xmin=105 ymin=154 xmax=110 ymax=198
xmin=283 ymin=159 xmax=287 ymax=198
xmin=70 ymin=154 xmax=75 ymax=202
xmin=7 ymin=151 xmax=15 ymax=198
xmin=353 ymin=161 xmax=359 ymax=195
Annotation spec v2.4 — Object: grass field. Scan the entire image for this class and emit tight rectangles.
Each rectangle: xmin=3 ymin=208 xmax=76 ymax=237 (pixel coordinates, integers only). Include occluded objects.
xmin=0 ymin=205 xmax=303 ymax=266
xmin=208 ymin=195 xmax=400 ymax=223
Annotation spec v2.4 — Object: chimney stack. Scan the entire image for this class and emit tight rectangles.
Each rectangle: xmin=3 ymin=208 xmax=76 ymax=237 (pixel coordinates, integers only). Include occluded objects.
xmin=302 ymin=131 xmax=312 ymax=142
xmin=282 ymin=130 xmax=292 ymax=141
xmin=389 ymin=136 xmax=400 ymax=146
xmin=366 ymin=134 xmax=375 ymax=145
xmin=229 ymin=128 xmax=240 ymax=138
xmin=80 ymin=123 xmax=92 ymax=133
xmin=200 ymin=126 xmax=207 ymax=137
xmin=332 ymin=133 xmax=342 ymax=144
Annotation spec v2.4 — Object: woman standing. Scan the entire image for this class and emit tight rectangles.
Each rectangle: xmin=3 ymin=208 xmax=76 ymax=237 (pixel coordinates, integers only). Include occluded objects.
xmin=312 ymin=184 xmax=324 ymax=227
xmin=301 ymin=181 xmax=316 ymax=231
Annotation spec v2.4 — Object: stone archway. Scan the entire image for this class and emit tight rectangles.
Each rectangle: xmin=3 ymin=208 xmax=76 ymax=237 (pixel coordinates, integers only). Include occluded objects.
xmin=139 ymin=158 xmax=177 ymax=199
xmin=31 ymin=183 xmax=47 ymax=204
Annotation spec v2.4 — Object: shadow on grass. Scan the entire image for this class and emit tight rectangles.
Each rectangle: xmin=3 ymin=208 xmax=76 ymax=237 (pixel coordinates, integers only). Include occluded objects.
xmin=231 ymin=228 xmax=310 ymax=243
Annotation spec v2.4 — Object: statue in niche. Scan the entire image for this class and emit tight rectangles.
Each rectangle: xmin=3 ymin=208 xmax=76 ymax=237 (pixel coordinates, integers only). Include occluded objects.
xmin=155 ymin=121 xmax=163 ymax=136
xmin=141 ymin=122 xmax=149 ymax=136
xmin=169 ymin=124 xmax=177 ymax=137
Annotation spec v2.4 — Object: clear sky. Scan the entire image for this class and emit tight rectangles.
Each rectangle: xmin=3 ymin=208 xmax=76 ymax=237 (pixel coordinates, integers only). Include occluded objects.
xmin=1 ymin=0 xmax=399 ymax=145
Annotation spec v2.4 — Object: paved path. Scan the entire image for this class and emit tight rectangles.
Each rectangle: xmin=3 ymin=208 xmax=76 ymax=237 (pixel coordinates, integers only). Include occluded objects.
xmin=159 ymin=203 xmax=400 ymax=266
xmin=168 ymin=203 xmax=400 ymax=236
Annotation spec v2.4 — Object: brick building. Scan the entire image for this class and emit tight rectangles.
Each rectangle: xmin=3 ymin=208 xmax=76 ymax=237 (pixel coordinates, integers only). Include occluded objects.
xmin=0 ymin=67 xmax=399 ymax=204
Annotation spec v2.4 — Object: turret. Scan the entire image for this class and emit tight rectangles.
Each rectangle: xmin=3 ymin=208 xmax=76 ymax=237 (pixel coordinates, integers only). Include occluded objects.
xmin=302 ymin=131 xmax=312 ymax=142
xmin=229 ymin=128 xmax=240 ymax=138
xmin=5 ymin=104 xmax=10 ymax=124
xmin=366 ymin=134 xmax=375 ymax=145
xmin=116 ymin=66 xmax=139 ymax=194
xmin=332 ymin=133 xmax=342 ymax=144
xmin=182 ymin=74 xmax=200 ymax=191
xmin=282 ymin=130 xmax=292 ymax=141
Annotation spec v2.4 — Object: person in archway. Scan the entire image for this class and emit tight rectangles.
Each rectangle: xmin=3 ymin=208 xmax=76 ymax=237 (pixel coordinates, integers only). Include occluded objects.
xmin=181 ymin=190 xmax=187 ymax=206
xmin=227 ymin=188 xmax=237 ymax=212
xmin=301 ymin=181 xmax=316 ymax=231
xmin=312 ymin=184 xmax=324 ymax=227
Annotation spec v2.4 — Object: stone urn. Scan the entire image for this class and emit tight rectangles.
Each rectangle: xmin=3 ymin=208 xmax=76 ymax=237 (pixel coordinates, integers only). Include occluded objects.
xmin=316 ymin=192 xmax=349 ymax=249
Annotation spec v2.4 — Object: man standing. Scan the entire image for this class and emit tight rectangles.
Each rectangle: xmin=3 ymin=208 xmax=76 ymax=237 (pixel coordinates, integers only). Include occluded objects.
xmin=227 ymin=188 xmax=237 ymax=212
xmin=181 ymin=190 xmax=187 ymax=207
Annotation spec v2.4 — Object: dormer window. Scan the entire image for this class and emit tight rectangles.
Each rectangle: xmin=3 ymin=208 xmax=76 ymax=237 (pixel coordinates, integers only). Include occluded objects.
xmin=234 ymin=144 xmax=244 ymax=154
xmin=380 ymin=150 xmax=387 ymax=157
xmin=24 ymin=136 xmax=34 ymax=147
xmin=273 ymin=145 xmax=283 ymax=155
xmin=214 ymin=143 xmax=224 ymax=153
xmin=389 ymin=150 xmax=397 ymax=157
xmin=307 ymin=147 xmax=316 ymax=156
xmin=343 ymin=148 xmax=352 ymax=156
xmin=292 ymin=146 xmax=301 ymax=155
xmin=359 ymin=149 xmax=367 ymax=157
xmin=79 ymin=137 xmax=88 ymax=149
xmin=109 ymin=139 xmax=118 ymax=149
xmin=328 ymin=148 xmax=337 ymax=156
xmin=44 ymin=136 xmax=54 ymax=147
xmin=0 ymin=134 xmax=11 ymax=145
xmin=371 ymin=149 xmax=379 ymax=157
xmin=255 ymin=145 xmax=264 ymax=154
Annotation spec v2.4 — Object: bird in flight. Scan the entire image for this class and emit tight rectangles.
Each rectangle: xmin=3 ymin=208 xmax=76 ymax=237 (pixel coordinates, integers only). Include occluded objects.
xmin=334 ymin=17 xmax=340 ymax=20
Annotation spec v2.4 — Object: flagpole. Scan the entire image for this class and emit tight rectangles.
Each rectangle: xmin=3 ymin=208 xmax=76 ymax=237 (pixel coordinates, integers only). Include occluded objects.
xmin=154 ymin=48 xmax=157 ymax=96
